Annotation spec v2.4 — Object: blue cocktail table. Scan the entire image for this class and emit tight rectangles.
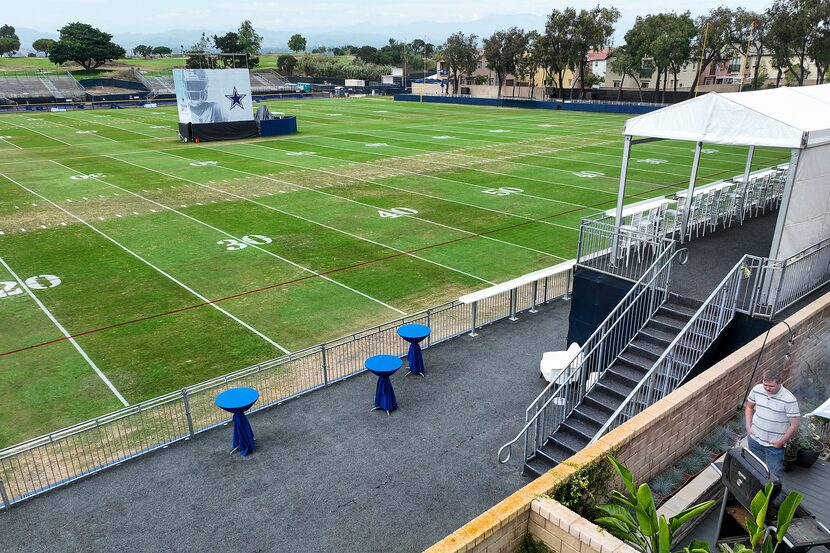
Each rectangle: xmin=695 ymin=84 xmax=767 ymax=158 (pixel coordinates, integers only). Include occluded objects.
xmin=215 ymin=387 xmax=259 ymax=456
xmin=397 ymin=324 xmax=431 ymax=377
xmin=365 ymin=354 xmax=402 ymax=415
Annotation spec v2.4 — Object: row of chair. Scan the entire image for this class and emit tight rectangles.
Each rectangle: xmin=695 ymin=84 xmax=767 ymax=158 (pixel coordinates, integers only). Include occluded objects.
xmin=614 ymin=167 xmax=788 ymax=263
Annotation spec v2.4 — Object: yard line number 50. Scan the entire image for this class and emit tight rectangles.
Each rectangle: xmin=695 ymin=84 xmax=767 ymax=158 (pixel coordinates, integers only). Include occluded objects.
xmin=0 ymin=274 xmax=62 ymax=299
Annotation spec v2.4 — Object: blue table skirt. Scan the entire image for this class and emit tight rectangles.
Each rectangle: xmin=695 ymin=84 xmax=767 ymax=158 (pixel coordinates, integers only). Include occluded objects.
xmin=216 ymin=388 xmax=259 ymax=456
xmin=397 ymin=324 xmax=430 ymax=376
xmin=365 ymin=355 xmax=402 ymax=413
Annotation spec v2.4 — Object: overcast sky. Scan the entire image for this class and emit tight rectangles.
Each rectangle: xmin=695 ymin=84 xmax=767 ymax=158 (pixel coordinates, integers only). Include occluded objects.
xmin=8 ymin=0 xmax=776 ymax=41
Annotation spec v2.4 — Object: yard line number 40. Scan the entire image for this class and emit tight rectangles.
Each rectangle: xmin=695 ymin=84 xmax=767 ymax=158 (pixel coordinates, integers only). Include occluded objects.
xmin=0 ymin=274 xmax=62 ymax=298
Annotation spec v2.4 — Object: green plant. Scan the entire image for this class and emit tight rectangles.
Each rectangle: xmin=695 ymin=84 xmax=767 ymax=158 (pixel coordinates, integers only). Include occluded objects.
xmin=596 ymin=455 xmax=716 ymax=553
xmin=676 ymin=447 xmax=711 ymax=475
xmin=786 ymin=420 xmax=821 ymax=456
xmin=516 ymin=534 xmax=552 ymax=553
xmin=702 ymin=427 xmax=732 ymax=453
xmin=717 ymin=482 xmax=802 ymax=553
xmin=550 ymin=455 xmax=615 ymax=520
xmin=649 ymin=469 xmax=683 ymax=501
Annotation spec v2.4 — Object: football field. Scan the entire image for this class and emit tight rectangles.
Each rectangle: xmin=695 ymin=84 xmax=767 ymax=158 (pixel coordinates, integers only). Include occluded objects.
xmin=0 ymin=97 xmax=789 ymax=446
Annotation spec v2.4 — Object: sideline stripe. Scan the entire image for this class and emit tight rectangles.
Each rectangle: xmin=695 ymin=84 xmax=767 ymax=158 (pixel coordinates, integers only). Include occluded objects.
xmin=0 ymin=255 xmax=129 ymax=406
xmin=49 ymin=160 xmax=407 ymax=316
xmin=0 ymin=170 xmax=291 ymax=354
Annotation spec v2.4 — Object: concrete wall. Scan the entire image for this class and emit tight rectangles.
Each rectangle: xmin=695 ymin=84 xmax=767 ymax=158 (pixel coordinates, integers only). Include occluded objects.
xmin=425 ymin=289 xmax=829 ymax=553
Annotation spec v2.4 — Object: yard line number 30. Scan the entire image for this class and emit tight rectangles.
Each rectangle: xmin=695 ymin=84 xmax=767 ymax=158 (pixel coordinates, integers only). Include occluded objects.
xmin=217 ymin=235 xmax=273 ymax=251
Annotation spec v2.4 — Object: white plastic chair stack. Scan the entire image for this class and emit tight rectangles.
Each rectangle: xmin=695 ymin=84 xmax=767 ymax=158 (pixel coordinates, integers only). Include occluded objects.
xmin=540 ymin=343 xmax=582 ymax=384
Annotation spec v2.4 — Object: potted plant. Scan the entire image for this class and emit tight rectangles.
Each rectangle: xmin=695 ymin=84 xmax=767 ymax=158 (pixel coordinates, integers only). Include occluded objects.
xmin=794 ymin=421 xmax=824 ymax=468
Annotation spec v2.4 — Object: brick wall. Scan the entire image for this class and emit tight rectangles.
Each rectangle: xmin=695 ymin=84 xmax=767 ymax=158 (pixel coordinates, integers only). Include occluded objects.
xmin=425 ymin=290 xmax=830 ymax=553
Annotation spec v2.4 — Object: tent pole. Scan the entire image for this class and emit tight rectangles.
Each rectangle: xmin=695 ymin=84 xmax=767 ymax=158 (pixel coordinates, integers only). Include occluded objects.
xmin=743 ymin=145 xmax=755 ymax=183
xmin=680 ymin=141 xmax=703 ymax=243
xmin=611 ymin=135 xmax=632 ymax=267
xmin=768 ymin=148 xmax=802 ymax=261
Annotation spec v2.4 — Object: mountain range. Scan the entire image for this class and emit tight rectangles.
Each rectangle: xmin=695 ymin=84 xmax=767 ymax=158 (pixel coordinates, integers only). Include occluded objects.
xmin=14 ymin=15 xmax=549 ymax=54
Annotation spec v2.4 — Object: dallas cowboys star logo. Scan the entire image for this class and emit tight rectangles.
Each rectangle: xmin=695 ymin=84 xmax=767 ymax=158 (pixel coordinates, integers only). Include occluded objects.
xmin=225 ymin=86 xmax=246 ymax=110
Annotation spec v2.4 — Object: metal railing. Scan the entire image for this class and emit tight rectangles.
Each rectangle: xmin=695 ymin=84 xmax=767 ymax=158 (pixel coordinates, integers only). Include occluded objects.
xmin=590 ymin=255 xmax=761 ymax=441
xmin=768 ymin=237 xmax=830 ymax=316
xmin=498 ymin=244 xmax=681 ymax=464
xmin=577 ymin=217 xmax=676 ymax=282
xmin=0 ymin=265 xmax=574 ymax=508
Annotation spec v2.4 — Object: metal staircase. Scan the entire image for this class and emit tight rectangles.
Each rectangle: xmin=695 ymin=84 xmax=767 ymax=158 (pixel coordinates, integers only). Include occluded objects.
xmin=522 ymin=293 xmax=701 ymax=477
xmin=498 ymin=251 xmax=774 ymax=477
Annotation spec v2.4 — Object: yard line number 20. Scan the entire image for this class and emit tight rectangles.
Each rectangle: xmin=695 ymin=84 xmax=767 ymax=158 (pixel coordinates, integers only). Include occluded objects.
xmin=0 ymin=274 xmax=62 ymax=299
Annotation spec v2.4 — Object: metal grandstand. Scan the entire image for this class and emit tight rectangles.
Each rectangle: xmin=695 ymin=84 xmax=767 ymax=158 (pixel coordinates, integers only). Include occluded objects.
xmin=0 ymin=71 xmax=86 ymax=104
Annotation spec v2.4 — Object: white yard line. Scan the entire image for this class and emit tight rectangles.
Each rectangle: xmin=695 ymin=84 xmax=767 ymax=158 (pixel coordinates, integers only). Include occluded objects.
xmin=103 ymin=155 xmax=498 ymax=286
xmin=155 ymin=149 xmax=563 ymax=260
xmin=1 ymin=118 xmax=73 ymax=146
xmin=236 ymin=143 xmax=582 ymax=232
xmin=0 ymin=170 xmax=290 ymax=354
xmin=0 ymin=136 xmax=22 ymax=150
xmin=49 ymin=160 xmax=408 ymax=315
xmin=0 ymin=255 xmax=129 ymax=406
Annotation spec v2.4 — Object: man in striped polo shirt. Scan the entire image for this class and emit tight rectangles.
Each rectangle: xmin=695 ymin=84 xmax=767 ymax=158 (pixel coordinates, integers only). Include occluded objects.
xmin=745 ymin=369 xmax=800 ymax=477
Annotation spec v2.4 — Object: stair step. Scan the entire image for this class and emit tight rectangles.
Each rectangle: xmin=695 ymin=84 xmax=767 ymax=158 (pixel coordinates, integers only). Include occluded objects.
xmin=576 ymin=397 xmax=614 ymax=425
xmin=587 ymin=384 xmax=626 ymax=409
xmin=536 ymin=440 xmax=576 ymax=465
xmin=640 ymin=325 xmax=676 ymax=345
xmin=524 ymin=455 xmax=555 ymax=478
xmin=629 ymin=338 xmax=665 ymax=358
xmin=650 ymin=315 xmax=686 ymax=334
xmin=667 ymin=294 xmax=704 ymax=310
xmin=661 ymin=301 xmax=698 ymax=318
xmin=606 ymin=362 xmax=649 ymax=384
xmin=618 ymin=351 xmax=655 ymax=371
xmin=655 ymin=308 xmax=692 ymax=326
xmin=569 ymin=410 xmax=604 ymax=434
xmin=551 ymin=426 xmax=592 ymax=452
xmin=561 ymin=416 xmax=601 ymax=441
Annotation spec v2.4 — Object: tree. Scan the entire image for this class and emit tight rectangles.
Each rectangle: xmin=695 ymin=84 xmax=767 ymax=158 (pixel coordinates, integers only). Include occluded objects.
xmin=651 ymin=12 xmax=696 ymax=98
xmin=237 ymin=20 xmax=262 ymax=68
xmin=0 ymin=25 xmax=20 ymax=57
xmin=688 ymin=7 xmax=737 ymax=95
xmin=443 ymin=31 xmax=478 ymax=94
xmin=516 ymin=31 xmax=541 ymax=98
xmin=277 ymin=54 xmax=297 ymax=74
xmin=213 ymin=32 xmax=244 ymax=67
xmin=152 ymin=46 xmax=172 ymax=57
xmin=185 ymin=32 xmax=216 ymax=69
xmin=483 ymin=31 xmax=511 ymax=98
xmin=288 ymin=34 xmax=306 ymax=53
xmin=608 ymin=45 xmax=645 ymax=101
xmin=568 ymin=6 xmax=620 ymax=99
xmin=734 ymin=10 xmax=770 ymax=90
xmin=355 ymin=45 xmax=378 ymax=63
xmin=483 ymin=27 xmax=528 ymax=98
xmin=540 ymin=8 xmax=577 ymax=98
xmin=32 ymin=38 xmax=55 ymax=57
xmin=766 ymin=0 xmax=813 ymax=86
xmin=133 ymin=44 xmax=153 ymax=58
xmin=48 ymin=23 xmax=125 ymax=70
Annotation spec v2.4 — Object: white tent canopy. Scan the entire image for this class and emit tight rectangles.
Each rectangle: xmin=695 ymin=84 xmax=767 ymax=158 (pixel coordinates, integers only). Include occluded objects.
xmin=612 ymin=84 xmax=830 ymax=262
xmin=624 ymin=84 xmax=830 ymax=148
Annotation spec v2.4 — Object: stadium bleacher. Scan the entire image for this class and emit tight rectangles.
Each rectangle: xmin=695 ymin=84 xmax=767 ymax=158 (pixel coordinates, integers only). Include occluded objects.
xmin=0 ymin=73 xmax=86 ymax=104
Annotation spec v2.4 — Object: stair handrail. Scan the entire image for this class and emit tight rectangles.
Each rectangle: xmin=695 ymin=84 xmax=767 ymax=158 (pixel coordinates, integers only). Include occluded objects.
xmin=588 ymin=254 xmax=767 ymax=442
xmin=497 ymin=244 xmax=684 ymax=464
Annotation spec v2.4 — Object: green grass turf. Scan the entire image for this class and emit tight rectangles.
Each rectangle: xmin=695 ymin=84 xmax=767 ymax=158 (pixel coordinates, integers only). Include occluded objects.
xmin=0 ymin=97 xmax=790 ymax=446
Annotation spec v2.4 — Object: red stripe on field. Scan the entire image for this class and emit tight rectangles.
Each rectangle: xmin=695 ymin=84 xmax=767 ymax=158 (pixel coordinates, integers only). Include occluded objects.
xmin=0 ymin=166 xmax=752 ymax=358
